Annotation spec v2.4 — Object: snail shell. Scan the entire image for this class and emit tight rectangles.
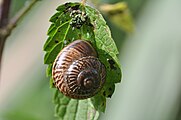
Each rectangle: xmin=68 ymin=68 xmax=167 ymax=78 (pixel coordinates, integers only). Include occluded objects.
xmin=52 ymin=40 xmax=106 ymax=99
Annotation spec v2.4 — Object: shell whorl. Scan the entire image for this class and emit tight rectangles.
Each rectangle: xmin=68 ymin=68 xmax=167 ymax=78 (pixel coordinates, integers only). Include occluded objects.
xmin=52 ymin=40 xmax=106 ymax=99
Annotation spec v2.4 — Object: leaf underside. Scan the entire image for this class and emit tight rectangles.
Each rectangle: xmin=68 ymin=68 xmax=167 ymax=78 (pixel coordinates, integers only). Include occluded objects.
xmin=43 ymin=2 xmax=122 ymax=120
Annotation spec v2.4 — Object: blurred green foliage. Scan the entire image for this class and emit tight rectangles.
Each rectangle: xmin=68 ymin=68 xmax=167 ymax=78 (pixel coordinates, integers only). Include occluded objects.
xmin=1 ymin=72 xmax=54 ymax=120
xmin=99 ymin=0 xmax=148 ymax=50
xmin=100 ymin=0 xmax=147 ymax=17
xmin=9 ymin=0 xmax=28 ymax=18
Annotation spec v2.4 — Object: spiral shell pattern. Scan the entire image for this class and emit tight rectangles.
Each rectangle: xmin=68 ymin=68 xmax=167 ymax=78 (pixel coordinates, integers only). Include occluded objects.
xmin=52 ymin=40 xmax=106 ymax=99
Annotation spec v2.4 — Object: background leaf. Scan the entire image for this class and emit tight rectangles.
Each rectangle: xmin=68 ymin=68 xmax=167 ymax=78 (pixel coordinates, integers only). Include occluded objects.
xmin=99 ymin=2 xmax=134 ymax=33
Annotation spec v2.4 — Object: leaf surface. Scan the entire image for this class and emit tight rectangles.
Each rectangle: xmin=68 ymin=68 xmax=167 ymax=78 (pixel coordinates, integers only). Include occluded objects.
xmin=43 ymin=2 xmax=122 ymax=120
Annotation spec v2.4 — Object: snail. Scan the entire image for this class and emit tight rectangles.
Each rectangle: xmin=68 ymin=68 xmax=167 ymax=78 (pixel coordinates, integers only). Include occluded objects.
xmin=52 ymin=40 xmax=106 ymax=99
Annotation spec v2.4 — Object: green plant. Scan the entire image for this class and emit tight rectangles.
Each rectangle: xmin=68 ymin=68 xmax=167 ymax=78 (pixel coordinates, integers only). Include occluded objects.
xmin=43 ymin=1 xmax=122 ymax=119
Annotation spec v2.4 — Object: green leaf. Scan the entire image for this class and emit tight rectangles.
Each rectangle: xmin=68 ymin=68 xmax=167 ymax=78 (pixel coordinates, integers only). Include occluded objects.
xmin=43 ymin=2 xmax=122 ymax=120
xmin=56 ymin=2 xmax=80 ymax=11
xmin=54 ymin=90 xmax=99 ymax=120
xmin=49 ymin=11 xmax=62 ymax=23
xmin=85 ymin=5 xmax=122 ymax=82
xmin=47 ymin=24 xmax=56 ymax=36
xmin=85 ymin=6 xmax=119 ymax=58
xmin=43 ymin=21 xmax=71 ymax=52
xmin=85 ymin=5 xmax=122 ymax=111
xmin=49 ymin=77 xmax=55 ymax=88
xmin=99 ymin=51 xmax=122 ymax=83
xmin=44 ymin=42 xmax=63 ymax=64
xmin=46 ymin=64 xmax=52 ymax=77
xmin=91 ymin=93 xmax=106 ymax=112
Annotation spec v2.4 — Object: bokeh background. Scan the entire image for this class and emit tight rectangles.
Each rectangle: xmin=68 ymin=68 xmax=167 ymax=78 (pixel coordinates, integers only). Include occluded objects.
xmin=0 ymin=0 xmax=181 ymax=120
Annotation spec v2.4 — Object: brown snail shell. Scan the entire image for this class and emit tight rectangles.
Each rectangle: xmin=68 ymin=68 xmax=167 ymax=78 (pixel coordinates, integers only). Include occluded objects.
xmin=52 ymin=40 xmax=106 ymax=99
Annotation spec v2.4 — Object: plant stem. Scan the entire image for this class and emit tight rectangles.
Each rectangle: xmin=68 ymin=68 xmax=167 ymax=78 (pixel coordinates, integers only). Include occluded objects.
xmin=81 ymin=0 xmax=86 ymax=6
xmin=0 ymin=0 xmax=38 ymax=74
xmin=0 ymin=0 xmax=11 ymax=27
xmin=0 ymin=0 xmax=11 ymax=74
